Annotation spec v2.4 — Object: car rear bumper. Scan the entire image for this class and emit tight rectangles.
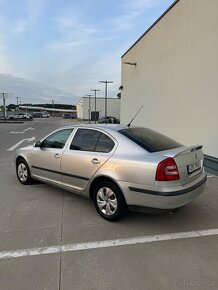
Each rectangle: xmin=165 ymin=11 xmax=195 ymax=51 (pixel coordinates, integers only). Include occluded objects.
xmin=120 ymin=174 xmax=207 ymax=210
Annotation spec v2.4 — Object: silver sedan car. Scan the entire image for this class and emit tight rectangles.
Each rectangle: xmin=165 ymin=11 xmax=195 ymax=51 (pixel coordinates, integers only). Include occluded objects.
xmin=15 ymin=124 xmax=207 ymax=221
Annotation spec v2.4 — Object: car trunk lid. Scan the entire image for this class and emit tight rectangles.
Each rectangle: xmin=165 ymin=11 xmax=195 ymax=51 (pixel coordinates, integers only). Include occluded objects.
xmin=158 ymin=145 xmax=204 ymax=185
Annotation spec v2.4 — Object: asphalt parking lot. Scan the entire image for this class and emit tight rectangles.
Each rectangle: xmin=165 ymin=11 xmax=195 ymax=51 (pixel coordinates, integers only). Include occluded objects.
xmin=0 ymin=118 xmax=217 ymax=290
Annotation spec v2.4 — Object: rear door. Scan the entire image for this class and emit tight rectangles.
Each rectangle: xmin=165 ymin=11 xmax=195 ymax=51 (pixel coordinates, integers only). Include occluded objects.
xmin=61 ymin=128 xmax=116 ymax=192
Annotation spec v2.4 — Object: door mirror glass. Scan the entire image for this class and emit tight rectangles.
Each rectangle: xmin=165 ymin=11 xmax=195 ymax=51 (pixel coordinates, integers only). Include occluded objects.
xmin=34 ymin=141 xmax=42 ymax=148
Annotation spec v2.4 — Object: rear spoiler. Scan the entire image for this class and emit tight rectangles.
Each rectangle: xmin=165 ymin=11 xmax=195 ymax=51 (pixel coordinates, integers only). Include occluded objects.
xmin=174 ymin=145 xmax=203 ymax=157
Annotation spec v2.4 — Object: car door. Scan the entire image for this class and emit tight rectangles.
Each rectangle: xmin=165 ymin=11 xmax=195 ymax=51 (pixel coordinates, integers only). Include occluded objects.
xmin=31 ymin=128 xmax=74 ymax=185
xmin=61 ymin=128 xmax=116 ymax=193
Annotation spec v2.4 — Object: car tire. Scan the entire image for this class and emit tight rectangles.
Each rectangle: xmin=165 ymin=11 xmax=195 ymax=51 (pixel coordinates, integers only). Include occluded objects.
xmin=16 ymin=159 xmax=33 ymax=185
xmin=93 ymin=181 xmax=127 ymax=221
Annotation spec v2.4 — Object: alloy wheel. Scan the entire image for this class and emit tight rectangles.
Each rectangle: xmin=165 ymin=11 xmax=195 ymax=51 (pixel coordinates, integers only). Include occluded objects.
xmin=17 ymin=163 xmax=28 ymax=182
xmin=96 ymin=187 xmax=118 ymax=216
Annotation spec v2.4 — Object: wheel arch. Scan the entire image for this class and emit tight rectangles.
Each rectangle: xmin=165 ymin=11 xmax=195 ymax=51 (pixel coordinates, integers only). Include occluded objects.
xmin=16 ymin=155 xmax=30 ymax=168
xmin=89 ymin=175 xmax=126 ymax=203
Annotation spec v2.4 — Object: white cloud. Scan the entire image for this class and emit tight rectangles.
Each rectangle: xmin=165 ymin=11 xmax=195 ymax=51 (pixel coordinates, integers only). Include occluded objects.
xmin=48 ymin=35 xmax=117 ymax=53
xmin=13 ymin=19 xmax=27 ymax=33
xmin=112 ymin=0 xmax=160 ymax=32
xmin=0 ymin=54 xmax=9 ymax=73
xmin=0 ymin=73 xmax=76 ymax=104
xmin=0 ymin=18 xmax=13 ymax=73
xmin=0 ymin=0 xmax=171 ymax=100
xmin=48 ymin=12 xmax=114 ymax=53
xmin=48 ymin=40 xmax=87 ymax=52
xmin=26 ymin=0 xmax=48 ymax=21
xmin=56 ymin=14 xmax=80 ymax=29
xmin=112 ymin=12 xmax=139 ymax=32
xmin=125 ymin=0 xmax=159 ymax=10
xmin=55 ymin=12 xmax=97 ymax=36
xmin=13 ymin=0 xmax=48 ymax=34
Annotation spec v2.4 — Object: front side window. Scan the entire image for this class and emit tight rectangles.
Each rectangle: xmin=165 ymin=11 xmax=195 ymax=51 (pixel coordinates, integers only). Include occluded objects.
xmin=70 ymin=129 xmax=115 ymax=153
xmin=42 ymin=129 xmax=73 ymax=149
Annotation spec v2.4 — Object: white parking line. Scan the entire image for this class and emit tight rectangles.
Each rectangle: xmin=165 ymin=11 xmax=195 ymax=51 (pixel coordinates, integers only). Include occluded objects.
xmin=23 ymin=127 xmax=35 ymax=132
xmin=7 ymin=136 xmax=36 ymax=151
xmin=8 ymin=127 xmax=35 ymax=134
xmin=0 ymin=228 xmax=218 ymax=260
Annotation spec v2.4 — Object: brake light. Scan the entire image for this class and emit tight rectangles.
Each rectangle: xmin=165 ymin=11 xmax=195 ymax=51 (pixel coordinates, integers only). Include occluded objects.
xmin=155 ymin=158 xmax=180 ymax=181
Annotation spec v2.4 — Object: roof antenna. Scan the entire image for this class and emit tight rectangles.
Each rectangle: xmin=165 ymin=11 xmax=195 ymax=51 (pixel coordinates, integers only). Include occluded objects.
xmin=127 ymin=105 xmax=143 ymax=127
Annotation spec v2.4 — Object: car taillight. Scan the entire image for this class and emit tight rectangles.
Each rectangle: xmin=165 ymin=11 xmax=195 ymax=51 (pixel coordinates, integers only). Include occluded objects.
xmin=155 ymin=158 xmax=180 ymax=181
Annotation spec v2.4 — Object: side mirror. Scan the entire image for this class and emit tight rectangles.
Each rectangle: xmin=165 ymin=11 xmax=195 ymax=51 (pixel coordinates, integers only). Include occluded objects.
xmin=34 ymin=141 xmax=42 ymax=148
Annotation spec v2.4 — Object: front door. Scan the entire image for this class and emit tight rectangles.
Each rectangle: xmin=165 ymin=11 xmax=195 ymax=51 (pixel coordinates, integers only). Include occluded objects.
xmin=61 ymin=128 xmax=116 ymax=193
xmin=31 ymin=128 xmax=74 ymax=185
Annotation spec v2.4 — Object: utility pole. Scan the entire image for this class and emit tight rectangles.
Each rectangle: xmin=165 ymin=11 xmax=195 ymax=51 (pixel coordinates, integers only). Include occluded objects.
xmin=15 ymin=96 xmax=20 ymax=118
xmin=3 ymin=93 xmax=6 ymax=120
xmin=99 ymin=81 xmax=113 ymax=119
xmin=1 ymin=92 xmax=12 ymax=120
xmin=52 ymin=99 xmax=55 ymax=117
xmin=86 ymin=94 xmax=93 ymax=123
xmin=90 ymin=89 xmax=100 ymax=123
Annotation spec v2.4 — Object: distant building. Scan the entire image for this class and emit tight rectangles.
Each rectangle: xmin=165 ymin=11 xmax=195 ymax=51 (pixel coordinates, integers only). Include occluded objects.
xmin=121 ymin=0 xmax=218 ymax=173
xmin=76 ymin=97 xmax=120 ymax=121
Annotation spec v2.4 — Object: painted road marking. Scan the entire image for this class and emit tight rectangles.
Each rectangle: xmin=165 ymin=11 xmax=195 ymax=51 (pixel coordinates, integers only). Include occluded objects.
xmin=8 ymin=131 xmax=24 ymax=134
xmin=0 ymin=228 xmax=218 ymax=260
xmin=9 ymin=127 xmax=35 ymax=134
xmin=23 ymin=127 xmax=35 ymax=132
xmin=7 ymin=136 xmax=36 ymax=151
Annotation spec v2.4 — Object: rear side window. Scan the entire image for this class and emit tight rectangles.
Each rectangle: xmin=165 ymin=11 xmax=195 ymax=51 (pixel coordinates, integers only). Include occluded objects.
xmin=95 ymin=133 xmax=115 ymax=153
xmin=119 ymin=128 xmax=182 ymax=153
xmin=70 ymin=129 xmax=115 ymax=153
xmin=70 ymin=129 xmax=100 ymax=151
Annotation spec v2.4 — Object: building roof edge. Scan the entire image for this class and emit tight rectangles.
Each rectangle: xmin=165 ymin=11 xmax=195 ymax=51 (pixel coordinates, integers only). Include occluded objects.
xmin=121 ymin=0 xmax=180 ymax=58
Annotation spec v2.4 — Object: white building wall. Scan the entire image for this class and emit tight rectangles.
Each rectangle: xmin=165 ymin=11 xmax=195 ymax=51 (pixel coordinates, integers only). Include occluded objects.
xmin=76 ymin=99 xmax=84 ymax=119
xmin=121 ymin=0 xmax=218 ymax=158
xmin=76 ymin=97 xmax=120 ymax=120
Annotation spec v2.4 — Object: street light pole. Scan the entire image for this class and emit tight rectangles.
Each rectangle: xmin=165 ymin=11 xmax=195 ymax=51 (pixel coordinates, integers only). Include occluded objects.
xmin=99 ymin=81 xmax=113 ymax=119
xmin=1 ymin=92 xmax=12 ymax=120
xmin=15 ymin=96 xmax=20 ymax=120
xmin=3 ymin=93 xmax=6 ymax=120
xmin=90 ymin=89 xmax=100 ymax=123
xmin=86 ymin=94 xmax=93 ymax=123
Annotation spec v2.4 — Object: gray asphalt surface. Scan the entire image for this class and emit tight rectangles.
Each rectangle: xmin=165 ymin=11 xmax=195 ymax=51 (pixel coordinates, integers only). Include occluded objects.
xmin=0 ymin=118 xmax=217 ymax=290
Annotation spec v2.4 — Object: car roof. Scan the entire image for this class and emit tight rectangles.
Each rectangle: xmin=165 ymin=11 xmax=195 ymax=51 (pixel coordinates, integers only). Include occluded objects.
xmin=62 ymin=124 xmax=132 ymax=132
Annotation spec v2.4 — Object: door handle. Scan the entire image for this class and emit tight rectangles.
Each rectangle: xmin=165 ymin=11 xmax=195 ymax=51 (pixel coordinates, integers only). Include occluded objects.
xmin=91 ymin=158 xmax=101 ymax=165
xmin=54 ymin=153 xmax=61 ymax=159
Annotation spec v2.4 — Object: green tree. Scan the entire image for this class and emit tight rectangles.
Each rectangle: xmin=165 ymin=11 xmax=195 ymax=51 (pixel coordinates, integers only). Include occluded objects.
xmin=7 ymin=103 xmax=17 ymax=111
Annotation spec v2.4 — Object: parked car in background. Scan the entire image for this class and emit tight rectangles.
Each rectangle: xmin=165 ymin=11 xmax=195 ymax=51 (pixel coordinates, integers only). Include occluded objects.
xmin=98 ymin=116 xmax=120 ymax=124
xmin=41 ymin=111 xmax=50 ymax=118
xmin=31 ymin=111 xmax=50 ymax=118
xmin=63 ymin=113 xmax=75 ymax=119
xmin=15 ymin=124 xmax=206 ymax=221
xmin=7 ymin=113 xmax=33 ymax=120
xmin=31 ymin=112 xmax=42 ymax=118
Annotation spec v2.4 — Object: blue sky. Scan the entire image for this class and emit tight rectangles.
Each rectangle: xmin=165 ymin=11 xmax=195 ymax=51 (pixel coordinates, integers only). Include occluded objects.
xmin=0 ymin=0 xmax=174 ymax=104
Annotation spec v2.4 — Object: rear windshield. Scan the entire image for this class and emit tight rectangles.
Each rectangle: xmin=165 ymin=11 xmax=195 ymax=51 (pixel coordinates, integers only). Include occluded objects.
xmin=119 ymin=127 xmax=182 ymax=153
